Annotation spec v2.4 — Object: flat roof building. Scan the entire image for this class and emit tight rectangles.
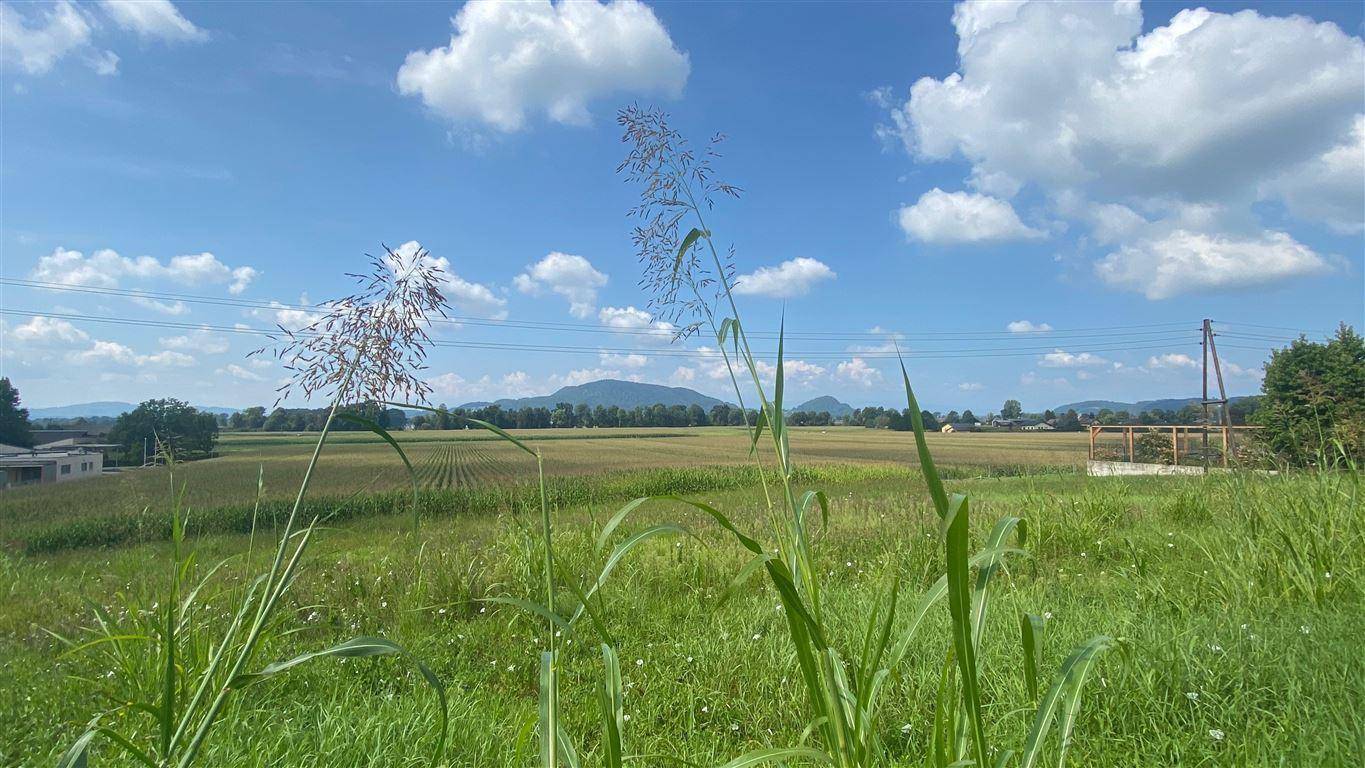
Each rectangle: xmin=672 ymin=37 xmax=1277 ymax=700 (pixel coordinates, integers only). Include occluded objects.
xmin=0 ymin=447 xmax=104 ymax=490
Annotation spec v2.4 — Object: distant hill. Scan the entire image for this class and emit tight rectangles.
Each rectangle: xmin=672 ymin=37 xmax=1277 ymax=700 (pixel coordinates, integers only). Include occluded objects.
xmin=458 ymin=379 xmax=728 ymax=411
xmin=1054 ymin=396 xmax=1257 ymax=415
xmin=789 ymin=395 xmax=854 ymax=418
xmin=28 ymin=402 xmax=240 ymax=419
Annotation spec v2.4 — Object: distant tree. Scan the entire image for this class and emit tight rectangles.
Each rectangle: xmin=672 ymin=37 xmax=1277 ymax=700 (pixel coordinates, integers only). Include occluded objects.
xmin=1056 ymin=409 xmax=1083 ymax=432
xmin=1043 ymin=409 xmax=1056 ymax=422
xmin=109 ymin=399 xmax=218 ymax=464
xmin=1001 ymin=399 xmax=1023 ymax=419
xmin=243 ymin=406 xmax=267 ymax=430
xmin=961 ymin=409 xmax=978 ymax=424
xmin=1255 ymin=324 xmax=1365 ymax=464
xmin=686 ymin=403 xmax=707 ymax=427
xmin=920 ymin=410 xmax=940 ymax=431
xmin=551 ymin=402 xmax=575 ymax=428
xmin=1227 ymin=396 xmax=1262 ymax=426
xmin=0 ymin=378 xmax=33 ymax=447
xmin=944 ymin=410 xmax=961 ymax=424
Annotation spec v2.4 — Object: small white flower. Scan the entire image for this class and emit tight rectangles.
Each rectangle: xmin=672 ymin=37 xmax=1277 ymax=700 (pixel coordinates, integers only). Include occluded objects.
xmin=845 ymin=561 xmax=854 ymax=568
xmin=1209 ymin=728 xmax=1225 ymax=741
xmin=635 ymin=658 xmax=644 ymax=667
xmin=752 ymin=633 xmax=761 ymax=640
xmin=1043 ymin=611 xmax=1054 ymax=620
xmin=623 ymin=714 xmax=631 ymax=722
xmin=1080 ymin=552 xmax=1087 ymax=558
xmin=900 ymin=723 xmax=912 ymax=734
xmin=1324 ymin=571 xmax=1332 ymax=579
xmin=686 ymin=656 xmax=694 ymax=663
xmin=1240 ymin=623 xmax=1249 ymax=631
xmin=1300 ymin=625 xmax=1311 ymax=635
xmin=1186 ymin=691 xmax=1199 ymax=701
xmin=1209 ymin=644 xmax=1223 ymax=653
xmin=1167 ymin=543 xmax=1175 ymax=549
xmin=701 ymin=705 xmax=709 ymax=713
xmin=731 ymin=723 xmax=740 ymax=732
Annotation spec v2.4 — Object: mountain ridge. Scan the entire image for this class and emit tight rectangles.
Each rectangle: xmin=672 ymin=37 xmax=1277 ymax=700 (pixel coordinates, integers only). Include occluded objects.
xmin=1053 ymin=396 xmax=1258 ymax=415
xmin=456 ymin=379 xmax=729 ymax=411
xmin=788 ymin=395 xmax=854 ymax=417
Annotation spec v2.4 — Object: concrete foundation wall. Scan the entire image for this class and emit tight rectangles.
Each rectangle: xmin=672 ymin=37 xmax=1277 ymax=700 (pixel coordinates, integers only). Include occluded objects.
xmin=1087 ymin=460 xmax=1213 ymax=477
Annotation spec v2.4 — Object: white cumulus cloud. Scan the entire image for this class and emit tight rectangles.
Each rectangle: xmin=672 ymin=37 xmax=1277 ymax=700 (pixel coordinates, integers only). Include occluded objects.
xmin=396 ymin=0 xmax=688 ymax=132
xmin=1147 ymin=353 xmax=1197 ymax=369
xmin=598 ymin=305 xmax=675 ymax=342
xmin=387 ymin=241 xmax=508 ymax=319
xmin=733 ymin=257 xmax=836 ymax=298
xmin=0 ymin=1 xmax=104 ymax=75
xmin=1095 ymin=229 xmax=1329 ymax=300
xmin=881 ymin=0 xmax=1362 ymax=292
xmin=897 ymin=189 xmax=1042 ymax=244
xmin=599 ymin=352 xmax=648 ymax=369
xmin=515 ymin=252 xmax=607 ymax=318
xmin=31 ymin=247 xmax=259 ymax=295
xmin=1039 ymin=349 xmax=1108 ymax=368
xmin=99 ymin=1 xmax=206 ymax=43
xmin=1007 ymin=320 xmax=1052 ymax=334
xmin=10 ymin=316 xmax=89 ymax=346
xmin=217 ymin=363 xmax=264 ymax=382
xmin=836 ymin=357 xmax=883 ymax=387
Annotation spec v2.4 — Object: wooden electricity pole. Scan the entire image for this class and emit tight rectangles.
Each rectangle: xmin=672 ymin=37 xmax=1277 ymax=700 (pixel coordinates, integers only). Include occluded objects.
xmin=1201 ymin=319 xmax=1231 ymax=467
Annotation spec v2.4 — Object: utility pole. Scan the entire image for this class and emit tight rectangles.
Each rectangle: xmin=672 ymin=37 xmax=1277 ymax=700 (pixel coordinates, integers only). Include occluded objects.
xmin=1201 ymin=319 xmax=1231 ymax=468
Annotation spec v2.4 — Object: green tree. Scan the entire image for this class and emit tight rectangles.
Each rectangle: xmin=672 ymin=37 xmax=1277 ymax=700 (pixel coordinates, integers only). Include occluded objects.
xmin=108 ymin=399 xmax=219 ymax=464
xmin=1255 ymin=323 xmax=1365 ymax=464
xmin=919 ymin=410 xmax=940 ymax=431
xmin=961 ymin=409 xmax=978 ymax=424
xmin=1001 ymin=399 xmax=1022 ymax=419
xmin=0 ymin=378 xmax=33 ymax=447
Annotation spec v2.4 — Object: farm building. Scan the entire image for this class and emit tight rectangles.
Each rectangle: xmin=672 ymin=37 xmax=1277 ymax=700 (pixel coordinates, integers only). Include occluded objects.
xmin=0 ymin=445 xmax=104 ymax=490
xmin=939 ymin=422 xmax=980 ymax=433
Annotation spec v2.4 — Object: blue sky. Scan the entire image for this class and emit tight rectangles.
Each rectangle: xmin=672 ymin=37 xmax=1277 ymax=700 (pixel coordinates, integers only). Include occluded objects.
xmin=1 ymin=0 xmax=1361 ymax=413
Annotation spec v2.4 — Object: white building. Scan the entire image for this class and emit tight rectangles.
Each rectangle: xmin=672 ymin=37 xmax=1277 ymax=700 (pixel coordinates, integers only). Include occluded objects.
xmin=0 ymin=445 xmax=105 ymax=489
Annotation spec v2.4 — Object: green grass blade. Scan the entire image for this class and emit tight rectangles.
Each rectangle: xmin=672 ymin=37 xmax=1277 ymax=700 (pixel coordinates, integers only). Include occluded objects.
xmin=1021 ymin=613 xmax=1046 ymax=702
xmin=717 ymin=746 xmax=832 ymax=767
xmin=232 ymin=635 xmax=448 ymax=761
xmin=540 ymin=650 xmax=557 ymax=768
xmin=1019 ymin=635 xmax=1115 ymax=768
xmin=675 ymin=227 xmax=707 ymax=276
xmin=483 ymin=597 xmax=577 ymax=641
xmin=898 ymin=356 xmax=950 ymax=518
xmin=944 ymin=494 xmax=989 ymax=765
xmin=599 ymin=644 xmax=625 ymax=768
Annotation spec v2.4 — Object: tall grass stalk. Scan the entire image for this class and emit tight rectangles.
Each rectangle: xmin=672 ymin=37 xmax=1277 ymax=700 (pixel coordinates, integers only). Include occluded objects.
xmin=615 ymin=106 xmax=1115 ymax=768
xmin=54 ymin=250 xmax=451 ymax=767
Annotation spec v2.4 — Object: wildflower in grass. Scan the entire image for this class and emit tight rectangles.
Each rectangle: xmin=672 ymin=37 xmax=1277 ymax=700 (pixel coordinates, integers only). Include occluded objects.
xmin=1209 ymin=729 xmax=1225 ymax=741
xmin=1186 ymin=691 xmax=1199 ymax=701
xmin=636 ymin=658 xmax=644 ymax=667
xmin=1300 ymin=625 xmax=1311 ymax=634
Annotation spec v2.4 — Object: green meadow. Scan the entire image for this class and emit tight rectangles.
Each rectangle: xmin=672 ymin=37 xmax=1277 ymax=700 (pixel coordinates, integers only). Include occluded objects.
xmin=1 ymin=429 xmax=1360 ymax=766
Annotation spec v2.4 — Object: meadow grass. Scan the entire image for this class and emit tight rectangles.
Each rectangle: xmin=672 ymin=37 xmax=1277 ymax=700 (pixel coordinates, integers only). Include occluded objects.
xmin=3 ymin=467 xmax=1360 ymax=766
